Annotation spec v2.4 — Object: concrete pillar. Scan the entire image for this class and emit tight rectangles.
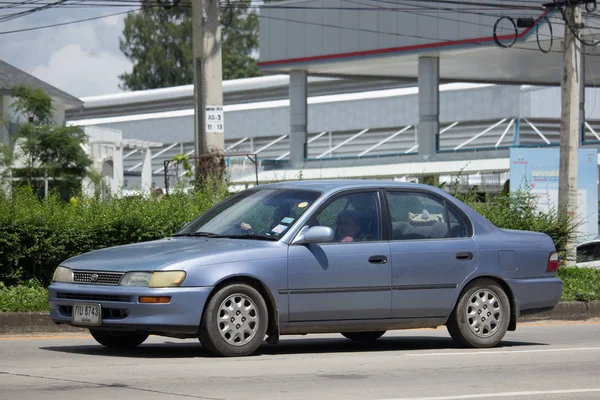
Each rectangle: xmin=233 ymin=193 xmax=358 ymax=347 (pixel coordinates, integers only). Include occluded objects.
xmin=0 ymin=95 xmax=12 ymax=146
xmin=113 ymin=145 xmax=124 ymax=191
xmin=418 ymin=56 xmax=440 ymax=161
xmin=141 ymin=148 xmax=152 ymax=196
xmin=289 ymin=70 xmax=308 ymax=168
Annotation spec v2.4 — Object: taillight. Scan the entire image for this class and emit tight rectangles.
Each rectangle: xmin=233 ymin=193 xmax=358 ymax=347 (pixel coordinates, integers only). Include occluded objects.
xmin=547 ymin=251 xmax=559 ymax=272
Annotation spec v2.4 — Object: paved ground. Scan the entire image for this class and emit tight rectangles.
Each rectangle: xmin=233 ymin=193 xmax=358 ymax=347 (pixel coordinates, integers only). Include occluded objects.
xmin=1 ymin=321 xmax=600 ymax=400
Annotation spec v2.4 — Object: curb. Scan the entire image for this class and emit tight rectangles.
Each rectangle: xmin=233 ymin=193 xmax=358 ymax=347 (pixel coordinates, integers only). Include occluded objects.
xmin=517 ymin=301 xmax=600 ymax=322
xmin=0 ymin=312 xmax=86 ymax=335
xmin=1 ymin=301 xmax=600 ymax=335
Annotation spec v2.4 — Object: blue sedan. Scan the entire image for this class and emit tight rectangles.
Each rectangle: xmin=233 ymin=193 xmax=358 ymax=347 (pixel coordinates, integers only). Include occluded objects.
xmin=48 ymin=180 xmax=563 ymax=357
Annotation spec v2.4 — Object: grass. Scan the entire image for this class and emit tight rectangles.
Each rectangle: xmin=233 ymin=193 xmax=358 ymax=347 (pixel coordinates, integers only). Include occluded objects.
xmin=557 ymin=267 xmax=600 ymax=302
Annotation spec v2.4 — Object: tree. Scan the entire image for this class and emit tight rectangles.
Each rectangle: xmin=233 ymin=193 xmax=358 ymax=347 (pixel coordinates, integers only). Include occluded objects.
xmin=118 ymin=0 xmax=259 ymax=90
xmin=9 ymin=84 xmax=92 ymax=199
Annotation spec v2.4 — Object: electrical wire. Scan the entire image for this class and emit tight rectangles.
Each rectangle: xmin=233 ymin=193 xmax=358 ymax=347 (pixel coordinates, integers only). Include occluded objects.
xmin=585 ymin=0 xmax=597 ymax=12
xmin=537 ymin=15 xmax=554 ymax=53
xmin=493 ymin=15 xmax=518 ymax=48
xmin=221 ymin=0 xmax=233 ymax=29
xmin=558 ymin=1 xmax=600 ymax=46
xmin=0 ymin=7 xmax=139 ymax=34
xmin=155 ymin=0 xmax=180 ymax=9
xmin=342 ymin=0 xmax=552 ymax=38
xmin=0 ymin=0 xmax=583 ymax=50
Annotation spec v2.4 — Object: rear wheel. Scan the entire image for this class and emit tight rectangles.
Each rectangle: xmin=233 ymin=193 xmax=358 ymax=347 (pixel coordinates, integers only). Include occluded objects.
xmin=341 ymin=331 xmax=386 ymax=341
xmin=198 ymin=283 xmax=268 ymax=357
xmin=89 ymin=329 xmax=148 ymax=349
xmin=447 ymin=278 xmax=510 ymax=348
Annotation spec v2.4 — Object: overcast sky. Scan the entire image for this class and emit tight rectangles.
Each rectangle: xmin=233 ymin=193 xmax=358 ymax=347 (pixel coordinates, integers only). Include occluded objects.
xmin=0 ymin=6 xmax=137 ymax=99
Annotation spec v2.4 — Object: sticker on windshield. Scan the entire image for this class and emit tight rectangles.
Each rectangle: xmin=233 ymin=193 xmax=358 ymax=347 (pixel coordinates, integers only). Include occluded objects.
xmin=281 ymin=217 xmax=294 ymax=224
xmin=271 ymin=224 xmax=288 ymax=234
xmin=298 ymin=202 xmax=309 ymax=208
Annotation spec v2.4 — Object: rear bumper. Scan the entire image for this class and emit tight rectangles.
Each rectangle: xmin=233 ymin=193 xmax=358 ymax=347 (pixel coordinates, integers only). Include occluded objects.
xmin=506 ymin=276 xmax=563 ymax=317
xmin=48 ymin=282 xmax=213 ymax=334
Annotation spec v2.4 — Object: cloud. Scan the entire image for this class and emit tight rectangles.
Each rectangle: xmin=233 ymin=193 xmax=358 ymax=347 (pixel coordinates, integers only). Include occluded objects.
xmin=103 ymin=14 xmax=122 ymax=27
xmin=31 ymin=43 xmax=132 ymax=98
xmin=0 ymin=8 xmax=133 ymax=98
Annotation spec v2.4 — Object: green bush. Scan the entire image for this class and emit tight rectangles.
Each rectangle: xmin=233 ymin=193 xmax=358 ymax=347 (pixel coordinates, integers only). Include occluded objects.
xmin=0 ymin=280 xmax=49 ymax=312
xmin=0 ymin=180 xmax=230 ymax=287
xmin=558 ymin=267 xmax=600 ymax=301
xmin=456 ymin=188 xmax=579 ymax=261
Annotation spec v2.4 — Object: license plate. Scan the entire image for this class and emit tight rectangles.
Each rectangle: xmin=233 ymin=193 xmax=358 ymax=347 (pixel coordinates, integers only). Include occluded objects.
xmin=72 ymin=303 xmax=101 ymax=325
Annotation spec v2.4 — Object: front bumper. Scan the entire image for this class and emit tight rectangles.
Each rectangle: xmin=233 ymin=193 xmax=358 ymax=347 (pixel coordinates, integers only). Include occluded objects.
xmin=48 ymin=282 xmax=213 ymax=335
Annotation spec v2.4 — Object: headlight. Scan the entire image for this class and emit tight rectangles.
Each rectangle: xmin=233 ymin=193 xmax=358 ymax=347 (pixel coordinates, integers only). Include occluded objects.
xmin=52 ymin=266 xmax=73 ymax=283
xmin=120 ymin=271 xmax=186 ymax=287
xmin=120 ymin=272 xmax=153 ymax=287
xmin=149 ymin=271 xmax=186 ymax=288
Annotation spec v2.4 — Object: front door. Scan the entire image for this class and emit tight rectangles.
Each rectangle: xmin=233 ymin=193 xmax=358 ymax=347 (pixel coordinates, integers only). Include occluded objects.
xmin=384 ymin=189 xmax=477 ymax=318
xmin=287 ymin=190 xmax=392 ymax=322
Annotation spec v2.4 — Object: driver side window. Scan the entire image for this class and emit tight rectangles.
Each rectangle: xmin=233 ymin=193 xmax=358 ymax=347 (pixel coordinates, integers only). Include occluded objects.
xmin=309 ymin=191 xmax=381 ymax=243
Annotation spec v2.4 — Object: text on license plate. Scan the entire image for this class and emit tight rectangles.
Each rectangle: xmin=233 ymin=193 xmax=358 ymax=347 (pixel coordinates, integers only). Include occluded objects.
xmin=72 ymin=303 xmax=101 ymax=325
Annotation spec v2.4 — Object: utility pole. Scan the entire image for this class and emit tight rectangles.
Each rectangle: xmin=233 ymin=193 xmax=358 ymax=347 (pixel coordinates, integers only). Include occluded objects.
xmin=191 ymin=0 xmax=225 ymax=181
xmin=558 ymin=2 xmax=582 ymax=265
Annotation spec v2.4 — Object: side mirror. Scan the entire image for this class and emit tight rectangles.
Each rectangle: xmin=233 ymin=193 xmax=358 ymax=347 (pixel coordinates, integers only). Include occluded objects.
xmin=294 ymin=226 xmax=334 ymax=245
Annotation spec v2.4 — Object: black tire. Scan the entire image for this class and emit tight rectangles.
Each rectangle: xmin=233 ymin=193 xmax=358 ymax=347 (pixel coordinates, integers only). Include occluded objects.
xmin=446 ymin=278 xmax=511 ymax=348
xmin=341 ymin=331 xmax=386 ymax=341
xmin=198 ymin=283 xmax=268 ymax=357
xmin=89 ymin=329 xmax=149 ymax=349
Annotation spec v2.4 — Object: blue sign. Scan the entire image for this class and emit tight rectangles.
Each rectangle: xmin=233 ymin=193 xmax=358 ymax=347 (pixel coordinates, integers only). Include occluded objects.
xmin=510 ymin=148 xmax=598 ymax=243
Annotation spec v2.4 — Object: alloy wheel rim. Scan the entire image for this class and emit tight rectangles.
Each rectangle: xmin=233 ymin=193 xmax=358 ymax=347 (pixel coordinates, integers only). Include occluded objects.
xmin=465 ymin=288 xmax=503 ymax=338
xmin=217 ymin=293 xmax=259 ymax=346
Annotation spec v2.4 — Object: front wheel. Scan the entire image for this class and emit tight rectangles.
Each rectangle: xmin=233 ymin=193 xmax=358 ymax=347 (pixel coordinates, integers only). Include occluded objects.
xmin=341 ymin=331 xmax=386 ymax=341
xmin=89 ymin=329 xmax=149 ymax=349
xmin=446 ymin=278 xmax=511 ymax=348
xmin=198 ymin=283 xmax=268 ymax=357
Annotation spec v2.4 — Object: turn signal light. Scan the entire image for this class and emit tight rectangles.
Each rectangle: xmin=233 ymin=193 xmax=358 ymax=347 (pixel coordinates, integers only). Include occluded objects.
xmin=547 ymin=252 xmax=559 ymax=273
xmin=139 ymin=296 xmax=171 ymax=304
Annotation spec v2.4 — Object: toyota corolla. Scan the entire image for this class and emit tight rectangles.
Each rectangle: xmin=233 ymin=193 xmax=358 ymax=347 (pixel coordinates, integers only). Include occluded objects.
xmin=48 ymin=180 xmax=563 ymax=357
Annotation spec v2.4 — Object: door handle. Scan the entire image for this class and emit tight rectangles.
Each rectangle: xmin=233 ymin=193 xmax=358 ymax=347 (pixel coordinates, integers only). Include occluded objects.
xmin=456 ymin=252 xmax=473 ymax=261
xmin=369 ymin=255 xmax=388 ymax=264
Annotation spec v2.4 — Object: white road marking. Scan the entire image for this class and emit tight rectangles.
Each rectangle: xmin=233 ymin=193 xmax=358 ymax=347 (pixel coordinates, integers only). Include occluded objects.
xmin=406 ymin=347 xmax=600 ymax=356
xmin=379 ymin=388 xmax=600 ymax=400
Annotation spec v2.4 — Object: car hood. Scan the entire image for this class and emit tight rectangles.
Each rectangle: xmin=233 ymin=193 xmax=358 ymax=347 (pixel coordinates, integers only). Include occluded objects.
xmin=61 ymin=237 xmax=287 ymax=272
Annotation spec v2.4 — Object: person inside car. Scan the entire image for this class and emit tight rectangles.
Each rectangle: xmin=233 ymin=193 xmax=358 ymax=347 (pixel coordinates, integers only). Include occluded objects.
xmin=335 ymin=209 xmax=362 ymax=242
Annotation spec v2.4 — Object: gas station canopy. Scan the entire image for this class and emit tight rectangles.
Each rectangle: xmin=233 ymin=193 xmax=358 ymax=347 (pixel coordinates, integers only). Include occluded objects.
xmin=258 ymin=0 xmax=600 ymax=85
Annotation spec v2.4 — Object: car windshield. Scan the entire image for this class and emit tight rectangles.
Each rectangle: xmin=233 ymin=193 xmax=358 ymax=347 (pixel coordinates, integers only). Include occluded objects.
xmin=175 ymin=188 xmax=322 ymax=240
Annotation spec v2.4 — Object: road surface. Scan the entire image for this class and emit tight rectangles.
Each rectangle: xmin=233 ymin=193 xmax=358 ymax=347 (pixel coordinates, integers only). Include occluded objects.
xmin=1 ymin=321 xmax=600 ymax=400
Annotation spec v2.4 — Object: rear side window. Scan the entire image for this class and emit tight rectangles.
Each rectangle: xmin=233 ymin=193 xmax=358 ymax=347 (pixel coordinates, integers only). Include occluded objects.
xmin=576 ymin=244 xmax=599 ymax=263
xmin=385 ymin=191 xmax=469 ymax=240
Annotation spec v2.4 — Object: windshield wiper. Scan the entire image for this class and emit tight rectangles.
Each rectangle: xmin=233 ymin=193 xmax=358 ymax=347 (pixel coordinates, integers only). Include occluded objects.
xmin=172 ymin=231 xmax=219 ymax=237
xmin=213 ymin=234 xmax=278 ymax=241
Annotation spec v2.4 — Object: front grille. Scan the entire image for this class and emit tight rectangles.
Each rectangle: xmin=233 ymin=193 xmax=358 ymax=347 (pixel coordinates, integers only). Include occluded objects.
xmin=57 ymin=292 xmax=131 ymax=302
xmin=73 ymin=271 xmax=123 ymax=285
xmin=59 ymin=306 xmax=129 ymax=320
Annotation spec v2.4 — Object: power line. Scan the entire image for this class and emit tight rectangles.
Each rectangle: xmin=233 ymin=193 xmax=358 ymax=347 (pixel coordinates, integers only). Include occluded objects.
xmin=0 ymin=0 xmax=551 ymax=11
xmin=1 ymin=0 xmax=599 ymax=52
xmin=251 ymin=11 xmax=600 ymax=58
xmin=342 ymin=0 xmax=560 ymax=39
xmin=0 ymin=7 xmax=138 ymax=33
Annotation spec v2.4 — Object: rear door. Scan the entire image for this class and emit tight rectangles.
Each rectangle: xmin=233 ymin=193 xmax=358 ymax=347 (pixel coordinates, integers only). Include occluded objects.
xmin=384 ymin=189 xmax=477 ymax=318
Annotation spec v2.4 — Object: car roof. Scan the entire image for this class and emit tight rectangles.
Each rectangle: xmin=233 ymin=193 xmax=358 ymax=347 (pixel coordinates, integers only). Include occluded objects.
xmin=254 ymin=179 xmax=437 ymax=194
xmin=578 ymin=238 xmax=600 ymax=247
